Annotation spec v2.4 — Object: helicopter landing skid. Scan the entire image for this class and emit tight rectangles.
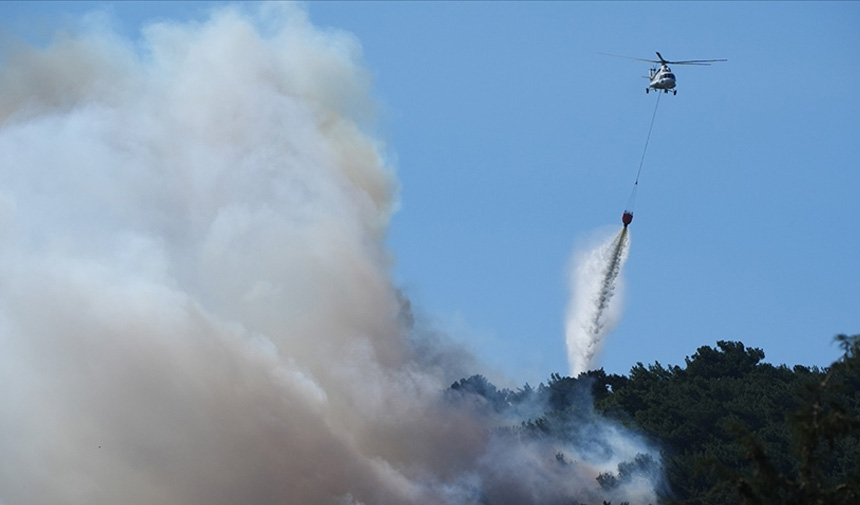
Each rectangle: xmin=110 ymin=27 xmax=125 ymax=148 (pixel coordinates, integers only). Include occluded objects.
xmin=647 ymin=88 xmax=677 ymax=95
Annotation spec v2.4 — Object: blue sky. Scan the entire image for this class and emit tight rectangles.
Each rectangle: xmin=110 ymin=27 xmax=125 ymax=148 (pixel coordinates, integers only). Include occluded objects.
xmin=3 ymin=2 xmax=858 ymax=386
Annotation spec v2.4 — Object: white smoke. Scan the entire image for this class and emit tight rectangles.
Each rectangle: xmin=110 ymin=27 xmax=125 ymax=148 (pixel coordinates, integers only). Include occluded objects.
xmin=565 ymin=227 xmax=630 ymax=376
xmin=0 ymin=5 xmax=658 ymax=504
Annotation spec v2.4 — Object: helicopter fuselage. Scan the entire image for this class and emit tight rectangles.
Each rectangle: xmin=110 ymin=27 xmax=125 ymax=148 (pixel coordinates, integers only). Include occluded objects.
xmin=647 ymin=64 xmax=676 ymax=93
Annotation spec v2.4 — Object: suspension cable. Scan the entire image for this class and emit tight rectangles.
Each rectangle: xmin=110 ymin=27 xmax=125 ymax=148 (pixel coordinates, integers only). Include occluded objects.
xmin=625 ymin=92 xmax=661 ymax=212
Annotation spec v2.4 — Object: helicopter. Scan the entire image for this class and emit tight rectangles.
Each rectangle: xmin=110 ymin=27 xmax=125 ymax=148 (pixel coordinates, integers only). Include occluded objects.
xmin=601 ymin=51 xmax=726 ymax=95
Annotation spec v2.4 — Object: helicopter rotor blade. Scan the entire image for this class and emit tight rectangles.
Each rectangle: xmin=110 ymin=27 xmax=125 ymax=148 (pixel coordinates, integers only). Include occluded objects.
xmin=661 ymin=58 xmax=728 ymax=66
xmin=601 ymin=51 xmax=727 ymax=66
xmin=598 ymin=52 xmax=660 ymax=65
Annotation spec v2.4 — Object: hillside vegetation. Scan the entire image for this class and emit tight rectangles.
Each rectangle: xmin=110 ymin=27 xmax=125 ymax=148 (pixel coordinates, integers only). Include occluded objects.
xmin=451 ymin=335 xmax=860 ymax=504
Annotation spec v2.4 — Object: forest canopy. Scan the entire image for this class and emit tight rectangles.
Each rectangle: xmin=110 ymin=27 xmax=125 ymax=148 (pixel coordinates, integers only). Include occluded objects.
xmin=450 ymin=336 xmax=860 ymax=505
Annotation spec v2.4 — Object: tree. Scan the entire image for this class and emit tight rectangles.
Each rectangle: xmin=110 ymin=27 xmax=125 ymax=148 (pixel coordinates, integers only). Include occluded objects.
xmin=593 ymin=341 xmax=828 ymax=504
xmin=732 ymin=335 xmax=860 ymax=505
xmin=448 ymin=337 xmax=860 ymax=504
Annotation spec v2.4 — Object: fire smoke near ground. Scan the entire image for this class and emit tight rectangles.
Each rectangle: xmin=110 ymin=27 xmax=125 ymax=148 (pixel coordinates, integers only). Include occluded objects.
xmin=566 ymin=227 xmax=631 ymax=376
xmin=0 ymin=5 xmax=658 ymax=504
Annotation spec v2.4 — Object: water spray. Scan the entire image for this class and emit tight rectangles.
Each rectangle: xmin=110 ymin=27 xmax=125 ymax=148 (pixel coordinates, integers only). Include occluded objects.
xmin=566 ymin=227 xmax=631 ymax=376
xmin=567 ymin=92 xmax=662 ymax=375
xmin=588 ymin=227 xmax=630 ymax=337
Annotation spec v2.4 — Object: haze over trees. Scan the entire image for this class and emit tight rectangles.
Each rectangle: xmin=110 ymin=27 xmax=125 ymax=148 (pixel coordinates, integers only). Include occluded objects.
xmin=451 ymin=335 xmax=860 ymax=504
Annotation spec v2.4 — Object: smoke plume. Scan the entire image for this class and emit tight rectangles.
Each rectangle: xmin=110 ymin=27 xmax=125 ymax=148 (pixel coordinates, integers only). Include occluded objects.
xmin=0 ymin=5 xmax=657 ymax=504
xmin=565 ymin=227 xmax=631 ymax=376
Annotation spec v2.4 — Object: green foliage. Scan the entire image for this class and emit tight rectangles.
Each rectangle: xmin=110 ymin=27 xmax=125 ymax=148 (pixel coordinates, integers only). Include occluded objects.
xmin=595 ymin=341 xmax=815 ymax=503
xmin=731 ymin=334 xmax=860 ymax=505
xmin=598 ymin=453 xmax=661 ymax=492
xmin=449 ymin=374 xmax=537 ymax=415
xmin=449 ymin=336 xmax=860 ymax=504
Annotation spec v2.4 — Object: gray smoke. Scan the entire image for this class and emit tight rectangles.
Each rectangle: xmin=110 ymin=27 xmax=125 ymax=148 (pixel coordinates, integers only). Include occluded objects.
xmin=0 ymin=5 xmax=657 ymax=504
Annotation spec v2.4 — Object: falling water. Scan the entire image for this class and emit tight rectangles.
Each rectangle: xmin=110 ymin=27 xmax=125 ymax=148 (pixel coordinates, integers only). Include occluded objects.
xmin=565 ymin=227 xmax=630 ymax=376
